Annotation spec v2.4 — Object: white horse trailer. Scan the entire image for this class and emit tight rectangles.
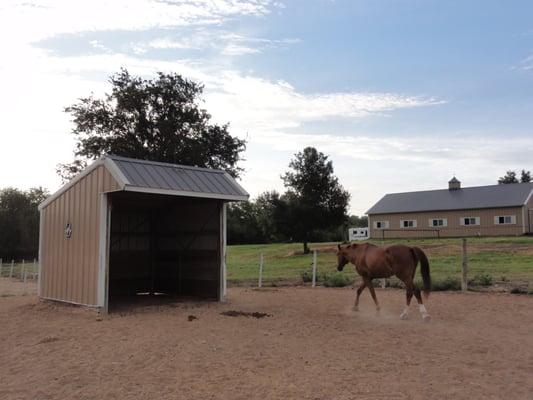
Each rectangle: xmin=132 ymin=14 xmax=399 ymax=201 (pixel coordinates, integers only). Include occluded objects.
xmin=348 ymin=227 xmax=369 ymax=241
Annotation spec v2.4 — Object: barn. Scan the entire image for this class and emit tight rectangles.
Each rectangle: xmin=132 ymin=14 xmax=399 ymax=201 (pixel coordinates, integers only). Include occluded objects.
xmin=367 ymin=178 xmax=533 ymax=239
xmin=38 ymin=155 xmax=249 ymax=313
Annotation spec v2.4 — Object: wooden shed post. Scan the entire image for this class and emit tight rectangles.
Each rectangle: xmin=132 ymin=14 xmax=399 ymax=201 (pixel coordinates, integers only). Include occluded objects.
xmin=220 ymin=202 xmax=227 ymax=301
xmin=461 ymin=238 xmax=468 ymax=291
xmin=38 ymin=208 xmax=43 ymax=296
xmin=97 ymin=194 xmax=111 ymax=314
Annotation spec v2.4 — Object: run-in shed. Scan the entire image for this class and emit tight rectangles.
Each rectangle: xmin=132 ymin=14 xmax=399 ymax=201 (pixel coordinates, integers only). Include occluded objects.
xmin=38 ymin=155 xmax=248 ymax=312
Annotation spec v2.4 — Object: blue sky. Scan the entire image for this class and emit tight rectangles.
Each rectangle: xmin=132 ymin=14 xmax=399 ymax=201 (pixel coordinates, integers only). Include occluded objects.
xmin=1 ymin=0 xmax=532 ymax=214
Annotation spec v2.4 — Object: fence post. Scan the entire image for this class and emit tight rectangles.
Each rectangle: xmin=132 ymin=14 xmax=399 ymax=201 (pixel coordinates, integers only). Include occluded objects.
xmin=33 ymin=258 xmax=37 ymax=280
xmin=22 ymin=260 xmax=26 ymax=283
xmin=258 ymin=253 xmax=264 ymax=288
xmin=312 ymin=250 xmax=317 ymax=287
xmin=10 ymin=260 xmax=14 ymax=278
xmin=461 ymin=238 xmax=468 ymax=291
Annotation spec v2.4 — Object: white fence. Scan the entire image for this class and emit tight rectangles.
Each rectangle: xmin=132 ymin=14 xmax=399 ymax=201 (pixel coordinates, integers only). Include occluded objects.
xmin=0 ymin=258 xmax=39 ymax=282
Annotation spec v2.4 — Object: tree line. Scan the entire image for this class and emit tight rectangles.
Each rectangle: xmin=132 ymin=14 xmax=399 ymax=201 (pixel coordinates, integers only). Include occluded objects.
xmin=0 ymin=187 xmax=48 ymax=260
xmin=498 ymin=170 xmax=531 ymax=184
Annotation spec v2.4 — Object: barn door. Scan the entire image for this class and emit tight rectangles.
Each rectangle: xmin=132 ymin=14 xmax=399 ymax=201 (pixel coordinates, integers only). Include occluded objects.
xmin=529 ymin=210 xmax=533 ymax=233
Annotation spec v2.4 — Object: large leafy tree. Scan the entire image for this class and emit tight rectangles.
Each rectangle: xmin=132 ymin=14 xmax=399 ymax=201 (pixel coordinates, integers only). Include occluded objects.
xmin=58 ymin=69 xmax=246 ymax=181
xmin=278 ymin=147 xmax=350 ymax=254
xmin=0 ymin=187 xmax=49 ymax=259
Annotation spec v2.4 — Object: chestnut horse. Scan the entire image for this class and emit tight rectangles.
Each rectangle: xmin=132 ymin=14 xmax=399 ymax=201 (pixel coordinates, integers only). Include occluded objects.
xmin=336 ymin=243 xmax=432 ymax=321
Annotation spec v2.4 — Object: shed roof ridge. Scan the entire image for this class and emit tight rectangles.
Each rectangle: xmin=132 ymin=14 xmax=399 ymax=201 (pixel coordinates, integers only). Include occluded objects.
xmin=382 ymin=182 xmax=533 ymax=197
xmin=105 ymin=154 xmax=227 ymax=174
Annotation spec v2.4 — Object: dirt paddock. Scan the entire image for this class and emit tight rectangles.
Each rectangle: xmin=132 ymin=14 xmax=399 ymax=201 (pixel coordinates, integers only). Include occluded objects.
xmin=1 ymin=278 xmax=532 ymax=400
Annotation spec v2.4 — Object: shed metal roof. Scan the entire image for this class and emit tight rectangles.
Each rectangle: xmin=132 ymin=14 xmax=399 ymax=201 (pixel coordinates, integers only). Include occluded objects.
xmin=40 ymin=155 xmax=249 ymax=209
xmin=367 ymin=183 xmax=533 ymax=215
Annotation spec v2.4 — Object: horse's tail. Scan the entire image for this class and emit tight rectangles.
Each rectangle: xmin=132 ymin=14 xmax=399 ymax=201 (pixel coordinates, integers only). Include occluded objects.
xmin=411 ymin=247 xmax=431 ymax=299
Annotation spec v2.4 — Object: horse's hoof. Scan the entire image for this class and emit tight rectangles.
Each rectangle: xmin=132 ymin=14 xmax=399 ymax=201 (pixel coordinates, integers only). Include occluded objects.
xmin=352 ymin=306 xmax=359 ymax=312
xmin=422 ymin=314 xmax=431 ymax=323
xmin=400 ymin=312 xmax=409 ymax=320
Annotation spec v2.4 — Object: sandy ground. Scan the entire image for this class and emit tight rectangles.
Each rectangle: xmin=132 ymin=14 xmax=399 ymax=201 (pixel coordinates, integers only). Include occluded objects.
xmin=1 ymin=278 xmax=533 ymax=400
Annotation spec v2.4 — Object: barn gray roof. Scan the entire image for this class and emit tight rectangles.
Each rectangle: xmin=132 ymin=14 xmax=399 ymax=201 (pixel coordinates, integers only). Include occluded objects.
xmin=367 ymin=183 xmax=533 ymax=215
xmin=40 ymin=155 xmax=248 ymax=209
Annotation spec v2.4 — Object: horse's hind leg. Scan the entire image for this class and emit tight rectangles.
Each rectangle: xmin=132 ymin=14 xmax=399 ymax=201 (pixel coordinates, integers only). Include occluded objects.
xmin=365 ymin=277 xmax=381 ymax=313
xmin=413 ymin=287 xmax=431 ymax=322
xmin=400 ymin=284 xmax=414 ymax=320
xmin=353 ymin=281 xmax=366 ymax=311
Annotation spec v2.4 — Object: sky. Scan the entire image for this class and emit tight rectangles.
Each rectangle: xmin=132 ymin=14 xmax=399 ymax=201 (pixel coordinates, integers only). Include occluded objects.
xmin=1 ymin=0 xmax=533 ymax=215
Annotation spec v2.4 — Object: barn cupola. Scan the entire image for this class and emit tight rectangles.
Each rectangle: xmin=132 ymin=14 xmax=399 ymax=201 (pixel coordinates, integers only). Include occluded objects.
xmin=448 ymin=176 xmax=461 ymax=190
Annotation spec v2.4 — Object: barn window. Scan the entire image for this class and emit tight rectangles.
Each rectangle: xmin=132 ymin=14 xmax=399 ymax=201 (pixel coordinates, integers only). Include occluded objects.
xmin=495 ymin=215 xmax=515 ymax=225
xmin=374 ymin=220 xmax=389 ymax=229
xmin=400 ymin=219 xmax=417 ymax=228
xmin=430 ymin=218 xmax=447 ymax=227
xmin=461 ymin=217 xmax=480 ymax=226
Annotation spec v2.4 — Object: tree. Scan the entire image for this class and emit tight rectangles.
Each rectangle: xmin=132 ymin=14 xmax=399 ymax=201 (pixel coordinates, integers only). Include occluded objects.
xmin=498 ymin=169 xmax=532 ymax=184
xmin=0 ymin=187 xmax=49 ymax=259
xmin=226 ymin=191 xmax=286 ymax=245
xmin=347 ymin=215 xmax=368 ymax=228
xmin=520 ymin=169 xmax=531 ymax=183
xmin=58 ymin=69 xmax=246 ymax=181
xmin=226 ymin=201 xmax=264 ymax=245
xmin=498 ymin=170 xmax=518 ymax=184
xmin=279 ymin=147 xmax=350 ymax=254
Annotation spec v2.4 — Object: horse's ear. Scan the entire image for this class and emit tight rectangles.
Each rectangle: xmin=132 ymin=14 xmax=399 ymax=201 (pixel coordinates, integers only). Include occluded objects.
xmin=337 ymin=244 xmax=341 ymax=250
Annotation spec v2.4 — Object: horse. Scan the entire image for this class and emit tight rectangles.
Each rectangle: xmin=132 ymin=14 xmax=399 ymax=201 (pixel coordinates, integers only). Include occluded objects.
xmin=336 ymin=243 xmax=432 ymax=321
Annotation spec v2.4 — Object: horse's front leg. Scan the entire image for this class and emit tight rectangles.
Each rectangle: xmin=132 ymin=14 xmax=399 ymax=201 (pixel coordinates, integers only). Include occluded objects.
xmin=352 ymin=280 xmax=366 ymax=311
xmin=365 ymin=277 xmax=381 ymax=313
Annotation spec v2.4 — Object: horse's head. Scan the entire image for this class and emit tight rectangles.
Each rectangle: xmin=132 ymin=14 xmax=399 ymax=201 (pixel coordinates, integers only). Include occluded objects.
xmin=336 ymin=244 xmax=349 ymax=271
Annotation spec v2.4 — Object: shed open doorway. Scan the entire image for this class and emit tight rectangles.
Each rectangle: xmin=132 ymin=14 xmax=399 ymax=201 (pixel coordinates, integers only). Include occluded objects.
xmin=107 ymin=191 xmax=223 ymax=312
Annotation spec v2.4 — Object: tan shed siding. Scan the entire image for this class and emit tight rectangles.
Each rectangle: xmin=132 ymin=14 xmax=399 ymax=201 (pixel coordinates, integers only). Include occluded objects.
xmin=369 ymin=206 xmax=525 ymax=239
xmin=40 ymin=166 xmax=119 ymax=306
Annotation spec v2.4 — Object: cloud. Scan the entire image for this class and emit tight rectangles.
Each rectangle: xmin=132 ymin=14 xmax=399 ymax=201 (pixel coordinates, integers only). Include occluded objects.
xmin=128 ymin=31 xmax=301 ymax=57
xmin=205 ymin=72 xmax=441 ymax=134
xmin=221 ymin=44 xmax=261 ymax=55
xmin=517 ymin=54 xmax=533 ymax=71
xmin=0 ymin=0 xmax=279 ymax=44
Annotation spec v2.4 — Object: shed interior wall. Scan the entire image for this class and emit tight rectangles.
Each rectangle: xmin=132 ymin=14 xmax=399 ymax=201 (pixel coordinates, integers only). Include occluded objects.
xmin=108 ymin=192 xmax=221 ymax=308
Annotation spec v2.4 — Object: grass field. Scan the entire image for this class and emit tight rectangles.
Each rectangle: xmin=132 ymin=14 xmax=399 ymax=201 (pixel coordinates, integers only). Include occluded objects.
xmin=227 ymin=236 xmax=533 ymax=289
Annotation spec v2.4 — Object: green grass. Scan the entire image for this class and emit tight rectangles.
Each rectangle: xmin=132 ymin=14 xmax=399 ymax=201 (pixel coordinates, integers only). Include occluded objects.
xmin=227 ymin=236 xmax=533 ymax=288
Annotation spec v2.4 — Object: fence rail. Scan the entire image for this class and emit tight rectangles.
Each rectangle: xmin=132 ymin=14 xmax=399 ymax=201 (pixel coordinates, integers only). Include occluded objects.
xmin=0 ymin=258 xmax=39 ymax=281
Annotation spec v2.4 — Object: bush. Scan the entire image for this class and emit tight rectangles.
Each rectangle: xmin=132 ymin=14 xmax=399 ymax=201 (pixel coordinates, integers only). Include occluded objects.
xmin=469 ymin=273 xmax=493 ymax=287
xmin=510 ymin=286 xmax=533 ymax=295
xmin=323 ymin=272 xmax=352 ymax=287
xmin=301 ymin=270 xmax=322 ymax=283
xmin=432 ymin=276 xmax=461 ymax=291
